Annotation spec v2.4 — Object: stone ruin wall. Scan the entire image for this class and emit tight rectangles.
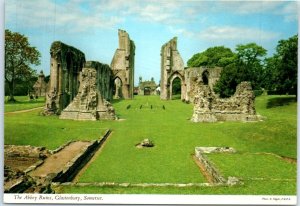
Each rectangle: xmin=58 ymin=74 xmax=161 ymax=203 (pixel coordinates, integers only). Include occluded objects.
xmin=60 ymin=61 xmax=116 ymax=121
xmin=111 ymin=29 xmax=135 ymax=99
xmin=44 ymin=41 xmax=86 ymax=115
xmin=184 ymin=67 xmax=222 ymax=103
xmin=138 ymin=77 xmax=158 ymax=95
xmin=4 ymin=145 xmax=53 ymax=193
xmin=160 ymin=37 xmax=222 ymax=102
xmin=191 ymin=81 xmax=260 ymax=122
xmin=33 ymin=71 xmax=48 ymax=97
xmin=160 ymin=37 xmax=185 ymax=100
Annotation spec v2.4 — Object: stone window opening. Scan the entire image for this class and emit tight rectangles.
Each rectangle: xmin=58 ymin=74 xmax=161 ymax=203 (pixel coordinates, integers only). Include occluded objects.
xmin=202 ymin=71 xmax=209 ymax=85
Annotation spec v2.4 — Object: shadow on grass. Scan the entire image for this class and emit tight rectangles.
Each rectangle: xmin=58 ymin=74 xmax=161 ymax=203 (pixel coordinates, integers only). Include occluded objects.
xmin=266 ymin=96 xmax=297 ymax=109
xmin=111 ymin=98 xmax=124 ymax=104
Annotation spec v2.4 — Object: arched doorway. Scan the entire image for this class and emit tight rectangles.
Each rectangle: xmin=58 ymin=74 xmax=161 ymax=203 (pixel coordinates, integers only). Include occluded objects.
xmin=202 ymin=70 xmax=209 ymax=85
xmin=169 ymin=75 xmax=183 ymax=100
xmin=113 ymin=77 xmax=123 ymax=99
xmin=171 ymin=77 xmax=181 ymax=100
xmin=144 ymin=87 xmax=151 ymax=95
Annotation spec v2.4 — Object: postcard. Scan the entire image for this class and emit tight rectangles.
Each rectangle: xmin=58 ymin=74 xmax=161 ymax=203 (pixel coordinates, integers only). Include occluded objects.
xmin=2 ymin=0 xmax=298 ymax=205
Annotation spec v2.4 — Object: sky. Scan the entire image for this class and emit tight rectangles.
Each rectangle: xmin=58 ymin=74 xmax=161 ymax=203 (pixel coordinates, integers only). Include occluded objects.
xmin=5 ymin=0 xmax=298 ymax=86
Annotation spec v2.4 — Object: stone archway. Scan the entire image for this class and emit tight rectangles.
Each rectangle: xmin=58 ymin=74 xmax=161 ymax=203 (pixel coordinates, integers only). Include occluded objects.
xmin=168 ymin=72 xmax=186 ymax=100
xmin=113 ymin=76 xmax=123 ymax=99
xmin=202 ymin=70 xmax=210 ymax=85
xmin=160 ymin=37 xmax=185 ymax=100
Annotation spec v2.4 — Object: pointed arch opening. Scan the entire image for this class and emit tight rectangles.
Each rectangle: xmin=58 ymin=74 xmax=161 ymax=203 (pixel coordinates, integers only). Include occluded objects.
xmin=113 ymin=77 xmax=123 ymax=99
xmin=202 ymin=70 xmax=209 ymax=85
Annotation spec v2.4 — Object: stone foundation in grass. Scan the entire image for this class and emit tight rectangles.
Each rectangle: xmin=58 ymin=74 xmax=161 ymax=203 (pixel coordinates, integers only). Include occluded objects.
xmin=194 ymin=147 xmax=241 ymax=186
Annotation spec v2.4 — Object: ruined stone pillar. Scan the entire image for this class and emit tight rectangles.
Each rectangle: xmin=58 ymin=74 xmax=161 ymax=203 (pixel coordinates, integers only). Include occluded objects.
xmin=49 ymin=57 xmax=58 ymax=91
xmin=160 ymin=37 xmax=184 ymax=100
xmin=44 ymin=41 xmax=85 ymax=115
xmin=111 ymin=29 xmax=135 ymax=99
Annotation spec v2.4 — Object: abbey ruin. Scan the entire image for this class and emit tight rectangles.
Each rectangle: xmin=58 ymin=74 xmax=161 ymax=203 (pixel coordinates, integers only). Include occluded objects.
xmin=59 ymin=61 xmax=116 ymax=120
xmin=160 ymin=37 xmax=222 ymax=103
xmin=33 ymin=71 xmax=48 ymax=97
xmin=160 ymin=37 xmax=260 ymax=122
xmin=44 ymin=41 xmax=86 ymax=115
xmin=111 ymin=29 xmax=136 ymax=99
xmin=42 ymin=29 xmax=259 ymax=122
xmin=44 ymin=30 xmax=135 ymax=120
xmin=191 ymin=81 xmax=260 ymax=122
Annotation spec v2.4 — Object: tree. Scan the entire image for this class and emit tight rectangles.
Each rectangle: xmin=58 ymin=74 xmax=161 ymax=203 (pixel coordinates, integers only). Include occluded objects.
xmin=187 ymin=46 xmax=235 ymax=68
xmin=269 ymin=35 xmax=298 ymax=95
xmin=5 ymin=29 xmax=41 ymax=101
xmin=214 ymin=43 xmax=267 ymax=97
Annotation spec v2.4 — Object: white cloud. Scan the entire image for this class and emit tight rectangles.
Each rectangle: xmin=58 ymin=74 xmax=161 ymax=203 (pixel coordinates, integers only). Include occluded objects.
xmin=168 ymin=26 xmax=196 ymax=38
xmin=5 ymin=0 xmax=297 ymax=35
xmin=6 ymin=0 xmax=191 ymax=33
xmin=198 ymin=26 xmax=280 ymax=41
xmin=5 ymin=0 xmax=123 ymax=33
xmin=216 ymin=1 xmax=282 ymax=15
xmin=279 ymin=1 xmax=298 ymax=22
xmin=121 ymin=0 xmax=187 ymax=24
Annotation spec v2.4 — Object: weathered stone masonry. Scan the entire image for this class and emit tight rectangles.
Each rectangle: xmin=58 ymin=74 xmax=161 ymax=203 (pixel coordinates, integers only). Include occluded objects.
xmin=59 ymin=61 xmax=116 ymax=120
xmin=160 ymin=37 xmax=185 ymax=100
xmin=160 ymin=37 xmax=222 ymax=102
xmin=160 ymin=37 xmax=260 ymax=122
xmin=184 ymin=67 xmax=222 ymax=103
xmin=111 ymin=29 xmax=135 ymax=99
xmin=33 ymin=71 xmax=48 ymax=97
xmin=44 ymin=41 xmax=86 ymax=115
xmin=191 ymin=81 xmax=260 ymax=122
xmin=44 ymin=29 xmax=135 ymax=119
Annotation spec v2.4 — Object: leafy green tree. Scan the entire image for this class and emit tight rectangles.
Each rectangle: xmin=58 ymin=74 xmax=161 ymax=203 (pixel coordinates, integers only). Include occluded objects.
xmin=5 ymin=29 xmax=40 ymax=101
xmin=187 ymin=46 xmax=235 ymax=68
xmin=269 ymin=35 xmax=298 ymax=95
xmin=214 ymin=43 xmax=267 ymax=97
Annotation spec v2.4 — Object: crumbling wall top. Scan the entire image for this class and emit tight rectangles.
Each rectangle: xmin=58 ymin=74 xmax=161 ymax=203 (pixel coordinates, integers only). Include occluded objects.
xmin=50 ymin=41 xmax=85 ymax=62
xmin=84 ymin=61 xmax=110 ymax=70
xmin=161 ymin=37 xmax=178 ymax=51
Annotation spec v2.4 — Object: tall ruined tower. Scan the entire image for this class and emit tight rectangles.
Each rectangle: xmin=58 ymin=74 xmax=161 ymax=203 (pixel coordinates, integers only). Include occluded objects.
xmin=111 ymin=29 xmax=135 ymax=99
xmin=44 ymin=41 xmax=85 ymax=115
xmin=160 ymin=37 xmax=185 ymax=100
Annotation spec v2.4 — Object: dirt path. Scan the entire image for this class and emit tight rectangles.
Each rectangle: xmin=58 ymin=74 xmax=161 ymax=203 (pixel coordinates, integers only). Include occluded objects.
xmin=29 ymin=141 xmax=90 ymax=178
xmin=5 ymin=106 xmax=43 ymax=114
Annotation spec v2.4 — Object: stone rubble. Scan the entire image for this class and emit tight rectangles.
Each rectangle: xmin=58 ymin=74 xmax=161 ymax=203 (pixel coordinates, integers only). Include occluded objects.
xmin=191 ymin=81 xmax=261 ymax=122
xmin=60 ymin=65 xmax=116 ymax=121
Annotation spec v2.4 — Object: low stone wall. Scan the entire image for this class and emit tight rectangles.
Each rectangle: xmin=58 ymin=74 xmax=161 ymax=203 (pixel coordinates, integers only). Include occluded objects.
xmin=192 ymin=82 xmax=262 ymax=122
xmin=4 ymin=165 xmax=53 ymax=194
xmin=4 ymin=145 xmax=50 ymax=159
xmin=52 ymin=130 xmax=111 ymax=183
xmin=4 ymin=145 xmax=52 ymax=193
xmin=194 ymin=147 xmax=241 ymax=186
xmin=4 ymin=130 xmax=111 ymax=193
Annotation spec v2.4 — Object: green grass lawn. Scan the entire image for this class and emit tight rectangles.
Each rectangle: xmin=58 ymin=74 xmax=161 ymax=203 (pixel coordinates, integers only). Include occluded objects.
xmin=5 ymin=96 xmax=46 ymax=112
xmin=4 ymin=95 xmax=297 ymax=194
